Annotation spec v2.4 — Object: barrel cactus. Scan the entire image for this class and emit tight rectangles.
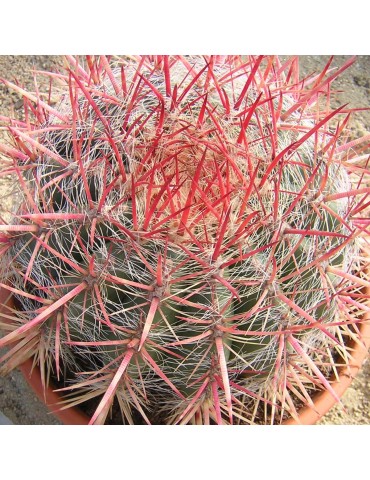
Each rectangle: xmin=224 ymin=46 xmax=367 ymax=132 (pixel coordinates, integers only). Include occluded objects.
xmin=0 ymin=55 xmax=369 ymax=424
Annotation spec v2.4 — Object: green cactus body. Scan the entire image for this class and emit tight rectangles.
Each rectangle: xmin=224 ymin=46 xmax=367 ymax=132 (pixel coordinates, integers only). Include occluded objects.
xmin=0 ymin=55 xmax=367 ymax=425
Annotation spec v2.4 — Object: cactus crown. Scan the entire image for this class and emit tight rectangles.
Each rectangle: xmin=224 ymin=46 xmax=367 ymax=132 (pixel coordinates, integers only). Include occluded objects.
xmin=0 ymin=55 xmax=369 ymax=424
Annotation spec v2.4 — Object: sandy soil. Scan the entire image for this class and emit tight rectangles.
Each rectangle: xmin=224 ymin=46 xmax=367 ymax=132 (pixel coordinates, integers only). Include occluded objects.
xmin=0 ymin=55 xmax=369 ymax=425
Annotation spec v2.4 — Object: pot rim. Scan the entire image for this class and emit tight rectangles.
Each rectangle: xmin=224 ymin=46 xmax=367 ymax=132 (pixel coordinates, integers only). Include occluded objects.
xmin=1 ymin=284 xmax=370 ymax=425
xmin=283 ymin=292 xmax=370 ymax=424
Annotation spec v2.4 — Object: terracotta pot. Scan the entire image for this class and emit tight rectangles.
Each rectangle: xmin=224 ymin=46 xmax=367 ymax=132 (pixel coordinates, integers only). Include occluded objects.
xmin=1 ymin=284 xmax=369 ymax=425
xmin=17 ymin=357 xmax=89 ymax=425
xmin=283 ymin=289 xmax=370 ymax=425
xmin=0 ymin=287 xmax=89 ymax=425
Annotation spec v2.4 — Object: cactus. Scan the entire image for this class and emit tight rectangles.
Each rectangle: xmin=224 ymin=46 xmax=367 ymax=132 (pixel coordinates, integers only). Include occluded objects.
xmin=0 ymin=55 xmax=369 ymax=424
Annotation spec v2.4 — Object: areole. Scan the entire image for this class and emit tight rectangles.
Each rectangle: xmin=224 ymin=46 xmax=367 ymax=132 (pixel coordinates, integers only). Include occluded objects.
xmin=1 ymin=283 xmax=369 ymax=425
xmin=1 ymin=56 xmax=370 ymax=425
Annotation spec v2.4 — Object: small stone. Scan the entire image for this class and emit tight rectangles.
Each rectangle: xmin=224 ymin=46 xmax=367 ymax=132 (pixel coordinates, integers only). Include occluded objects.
xmin=14 ymin=99 xmax=23 ymax=110
xmin=353 ymin=75 xmax=370 ymax=88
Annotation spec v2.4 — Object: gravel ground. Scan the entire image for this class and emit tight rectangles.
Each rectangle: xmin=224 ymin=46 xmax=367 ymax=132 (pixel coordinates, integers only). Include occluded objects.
xmin=0 ymin=55 xmax=369 ymax=425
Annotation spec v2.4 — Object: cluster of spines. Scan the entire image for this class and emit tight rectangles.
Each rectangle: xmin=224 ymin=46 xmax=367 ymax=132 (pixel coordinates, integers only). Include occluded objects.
xmin=0 ymin=55 xmax=369 ymax=424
